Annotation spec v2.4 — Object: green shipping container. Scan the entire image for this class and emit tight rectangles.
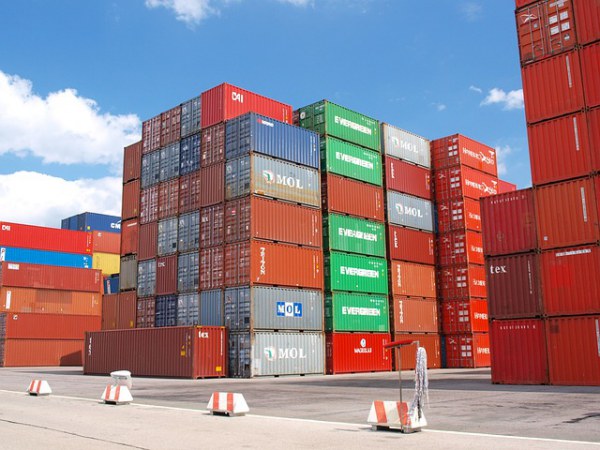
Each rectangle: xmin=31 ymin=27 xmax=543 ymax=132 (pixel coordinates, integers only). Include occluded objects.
xmin=325 ymin=292 xmax=389 ymax=332
xmin=321 ymin=136 xmax=382 ymax=186
xmin=297 ymin=100 xmax=380 ymax=152
xmin=325 ymin=251 xmax=389 ymax=294
xmin=323 ymin=214 xmax=386 ymax=257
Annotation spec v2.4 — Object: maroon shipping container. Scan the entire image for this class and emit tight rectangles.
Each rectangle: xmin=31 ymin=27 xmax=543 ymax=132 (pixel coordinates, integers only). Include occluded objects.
xmin=322 ymin=174 xmax=384 ymax=222
xmin=101 ymin=293 xmax=118 ymax=330
xmin=224 ymin=241 xmax=251 ymax=287
xmin=123 ymin=141 xmax=142 ymax=183
xmin=117 ymin=291 xmax=137 ymax=329
xmin=437 ymin=198 xmax=482 ymax=233
xmin=0 ymin=262 xmax=102 ymax=293
xmin=201 ymin=123 xmax=225 ymax=167
xmin=160 ymin=106 xmax=181 ymax=148
xmin=201 ymin=82 xmax=292 ymax=128
xmin=481 ymin=188 xmax=538 ymax=256
xmin=142 ymin=115 xmax=161 ymax=154
xmin=527 ymin=112 xmax=593 ymax=185
xmin=156 ymin=255 xmax=178 ymax=295
xmin=431 ymin=134 xmax=498 ymax=176
xmin=440 ymin=299 xmax=489 ymax=334
xmin=535 ymin=177 xmax=599 ymax=249
xmin=1 ymin=312 xmax=100 ymax=339
xmin=438 ymin=264 xmax=487 ymax=300
xmin=84 ymin=326 xmax=228 ymax=378
xmin=136 ymin=297 xmax=155 ymax=328
xmin=200 ymin=204 xmax=224 ymax=248
xmin=200 ymin=247 xmax=224 ymax=290
xmin=384 ymin=157 xmax=432 ymax=200
xmin=0 ymin=339 xmax=84 ymax=367
xmin=486 ymin=253 xmax=543 ymax=319
xmin=140 ymin=185 xmax=159 ymax=224
xmin=546 ymin=315 xmax=600 ymax=386
xmin=137 ymin=222 xmax=158 ymax=261
xmin=387 ymin=225 xmax=435 ymax=265
xmin=541 ymin=244 xmax=600 ymax=316
xmin=326 ymin=333 xmax=392 ymax=374
xmin=224 ymin=198 xmax=250 ymax=243
xmin=393 ymin=333 xmax=441 ymax=370
xmin=521 ymin=50 xmax=585 ymax=124
xmin=590 ymin=107 xmax=600 ymax=172
xmin=391 ymin=261 xmax=436 ymax=298
xmin=444 ymin=333 xmax=490 ymax=368
xmin=515 ymin=0 xmax=536 ymax=8
xmin=437 ymin=230 xmax=484 ymax=266
xmin=158 ymin=179 xmax=179 ymax=219
xmin=179 ymin=172 xmax=202 ymax=213
xmin=201 ymin=163 xmax=225 ymax=207
xmin=490 ymin=319 xmax=549 ymax=385
xmin=391 ymin=297 xmax=438 ymax=333
xmin=122 ymin=180 xmax=140 ymax=221
xmin=120 ymin=219 xmax=139 ymax=256
xmin=0 ymin=222 xmax=92 ymax=255
xmin=581 ymin=42 xmax=600 ymax=109
xmin=434 ymin=166 xmax=499 ymax=202
xmin=498 ymin=180 xmax=517 ymax=193
xmin=574 ymin=0 xmax=600 ymax=46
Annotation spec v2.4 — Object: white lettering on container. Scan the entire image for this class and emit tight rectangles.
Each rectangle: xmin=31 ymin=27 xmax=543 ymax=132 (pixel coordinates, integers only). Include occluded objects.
xmin=1 ymin=225 xmax=10 ymax=231
xmin=462 ymin=147 xmax=495 ymax=166
xmin=262 ymin=170 xmax=305 ymax=190
xmin=340 ymin=266 xmax=379 ymax=278
xmin=334 ymin=116 xmax=372 ymax=136
xmin=338 ymin=228 xmax=377 ymax=242
xmin=342 ymin=306 xmax=381 ymax=316
xmin=232 ymin=91 xmax=244 ymax=103
xmin=335 ymin=152 xmax=373 ymax=169
xmin=260 ymin=247 xmax=266 ymax=275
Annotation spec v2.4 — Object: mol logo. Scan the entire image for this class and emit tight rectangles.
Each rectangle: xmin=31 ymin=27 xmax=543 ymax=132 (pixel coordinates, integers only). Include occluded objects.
xmin=231 ymin=91 xmax=244 ymax=103
xmin=264 ymin=347 xmax=307 ymax=361
xmin=395 ymin=203 xmax=424 ymax=218
xmin=262 ymin=170 xmax=305 ymax=189
xmin=263 ymin=170 xmax=275 ymax=184
xmin=390 ymin=137 xmax=418 ymax=154
xmin=276 ymin=301 xmax=303 ymax=318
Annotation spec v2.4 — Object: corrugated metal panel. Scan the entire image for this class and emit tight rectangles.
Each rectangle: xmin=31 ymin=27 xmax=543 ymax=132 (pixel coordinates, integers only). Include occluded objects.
xmin=177 ymin=252 xmax=199 ymax=293
xmin=92 ymin=231 xmax=120 ymax=254
xmin=200 ymin=246 xmax=224 ymax=290
xmin=490 ymin=319 xmax=548 ymax=385
xmin=119 ymin=255 xmax=137 ymax=292
xmin=117 ymin=290 xmax=136 ymax=329
xmin=324 ymin=292 xmax=389 ymax=332
xmin=101 ymin=293 xmax=118 ymax=330
xmin=136 ymin=297 xmax=155 ymax=328
xmin=498 ymin=180 xmax=517 ymax=193
xmin=437 ymin=231 xmax=484 ymax=266
xmin=0 ymin=247 xmax=91 ymax=269
xmin=157 ymin=217 xmax=178 ymax=256
xmin=325 ymin=251 xmax=388 ymax=294
xmin=388 ymin=225 xmax=435 ymax=265
xmin=180 ymin=95 xmax=201 ymax=138
xmin=322 ymin=174 xmax=385 ymax=222
xmin=384 ymin=156 xmax=432 ymax=199
xmin=122 ymin=180 xmax=140 ymax=220
xmin=178 ymin=211 xmax=200 ymax=252
xmin=0 ymin=262 xmax=102 ymax=293
xmin=390 ymin=260 xmax=436 ymax=298
xmin=1 ymin=222 xmax=92 ymax=255
xmin=156 ymin=255 xmax=177 ymax=295
xmin=224 ymin=197 xmax=250 ymax=243
xmin=574 ymin=0 xmax=600 ymax=45
xmin=141 ymin=149 xmax=160 ymax=188
xmin=0 ymin=312 xmax=100 ymax=339
xmin=123 ymin=141 xmax=142 ymax=183
xmin=160 ymin=106 xmax=181 ymax=147
xmin=140 ymin=185 xmax=159 ymax=224
xmin=141 ymin=114 xmax=161 ymax=154
xmin=326 ymin=333 xmax=392 ymax=374
xmin=158 ymin=179 xmax=179 ymax=219
xmin=0 ymin=287 xmax=101 ymax=316
xmin=434 ymin=166 xmax=499 ymax=202
xmin=589 ymin=107 xmax=600 ymax=172
xmin=177 ymin=293 xmax=199 ymax=326
xmin=200 ymin=204 xmax=224 ymax=248
xmin=201 ymin=122 xmax=225 ymax=167
xmin=0 ymin=339 xmax=84 ymax=367
xmin=179 ymin=133 xmax=201 ymax=176
xmin=581 ymin=42 xmax=600 ymax=109
xmin=92 ymin=253 xmax=120 ymax=276
xmin=200 ymin=289 xmax=224 ymax=326
xmin=179 ymin=172 xmax=202 ymax=213
xmin=138 ymin=222 xmax=157 ymax=260
xmin=486 ymin=253 xmax=543 ymax=319
xmin=137 ymin=259 xmax=156 ymax=298
xmin=440 ymin=299 xmax=489 ymax=334
xmin=386 ymin=191 xmax=434 ymax=232
xmin=437 ymin=198 xmax=482 ymax=233
xmin=431 ymin=134 xmax=498 ymax=176
xmin=155 ymin=294 xmax=178 ymax=327
xmin=323 ymin=213 xmax=385 ymax=257
xmin=393 ymin=333 xmax=441 ymax=370
xmin=444 ymin=333 xmax=490 ymax=368
xmin=381 ymin=123 xmax=430 ymax=168
xmin=159 ymin=142 xmax=180 ymax=182
xmin=62 ymin=213 xmax=122 ymax=233
xmin=391 ymin=297 xmax=438 ymax=333
xmin=200 ymin=163 xmax=225 ymax=207
xmin=321 ymin=136 xmax=382 ymax=185
xmin=224 ymin=241 xmax=251 ymax=287
xmin=437 ymin=264 xmax=487 ymax=299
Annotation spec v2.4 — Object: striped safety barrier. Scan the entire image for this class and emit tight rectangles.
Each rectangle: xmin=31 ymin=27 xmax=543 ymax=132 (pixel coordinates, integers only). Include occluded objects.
xmin=367 ymin=400 xmax=427 ymax=432
xmin=207 ymin=392 xmax=249 ymax=416
xmin=27 ymin=380 xmax=52 ymax=396
xmin=101 ymin=384 xmax=133 ymax=405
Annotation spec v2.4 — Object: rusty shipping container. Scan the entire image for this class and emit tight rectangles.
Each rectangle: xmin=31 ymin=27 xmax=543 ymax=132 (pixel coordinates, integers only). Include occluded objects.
xmin=440 ymin=299 xmax=489 ymax=334
xmin=0 ymin=262 xmax=102 ymax=293
xmin=136 ymin=297 xmax=155 ymax=328
xmin=179 ymin=171 xmax=202 ymax=213
xmin=137 ymin=222 xmax=157 ymax=261
xmin=391 ymin=297 xmax=438 ymax=333
xmin=384 ymin=157 xmax=432 ymax=200
xmin=141 ymin=115 xmax=161 ymax=154
xmin=92 ymin=231 xmax=120 ymax=254
xmin=123 ymin=141 xmax=142 ymax=183
xmin=437 ymin=198 xmax=482 ymax=233
xmin=431 ymin=134 xmax=498 ymax=176
xmin=0 ymin=222 xmax=92 ymax=255
xmin=322 ymin=174 xmax=384 ymax=222
xmin=117 ymin=290 xmax=136 ymax=329
xmin=1 ymin=287 xmax=101 ymax=316
xmin=581 ymin=42 xmax=600 ymax=109
xmin=0 ymin=337 xmax=84 ymax=367
xmin=200 ymin=246 xmax=224 ymax=290
xmin=590 ymin=107 xmax=600 ymax=171
xmin=0 ymin=312 xmax=100 ymax=339
xmin=201 ymin=123 xmax=225 ymax=167
xmin=156 ymin=255 xmax=178 ymax=295
xmin=393 ymin=333 xmax=442 ymax=370
xmin=122 ymin=180 xmax=140 ymax=221
xmin=160 ymin=105 xmax=181 ymax=147
xmin=387 ymin=225 xmax=435 ymax=265
xmin=390 ymin=260 xmax=436 ymax=298
xmin=438 ymin=264 xmax=487 ymax=300
xmin=101 ymin=293 xmax=118 ymax=330
xmin=201 ymin=162 xmax=225 ymax=207
xmin=200 ymin=204 xmax=224 ymax=248
xmin=158 ymin=179 xmax=179 ymax=219
xmin=224 ymin=241 xmax=251 ymax=287
xmin=444 ymin=333 xmax=490 ymax=368
xmin=119 ymin=255 xmax=137 ymax=292
xmin=574 ymin=0 xmax=600 ymax=45
xmin=434 ymin=166 xmax=498 ymax=202
xmin=139 ymin=185 xmax=159 ymax=224
xmin=326 ymin=333 xmax=392 ymax=374
xmin=437 ymin=231 xmax=484 ymax=266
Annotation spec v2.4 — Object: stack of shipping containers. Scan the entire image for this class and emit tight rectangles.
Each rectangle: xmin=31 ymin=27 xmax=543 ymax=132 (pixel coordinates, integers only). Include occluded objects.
xmin=381 ymin=124 xmax=441 ymax=370
xmin=296 ymin=101 xmax=392 ymax=374
xmin=483 ymin=0 xmax=600 ymax=385
xmin=432 ymin=134 xmax=498 ymax=368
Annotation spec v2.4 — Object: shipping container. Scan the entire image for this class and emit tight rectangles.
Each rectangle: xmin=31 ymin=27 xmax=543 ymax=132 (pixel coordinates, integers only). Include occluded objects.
xmin=0 ymin=247 xmax=91 ymax=269
xmin=136 ymin=297 xmax=155 ymax=328
xmin=322 ymin=174 xmax=385 ymax=222
xmin=434 ymin=166 xmax=499 ymax=202
xmin=326 ymin=333 xmax=392 ymax=374
xmin=179 ymin=171 xmax=202 ymax=213
xmin=155 ymin=294 xmax=178 ymax=327
xmin=438 ymin=264 xmax=487 ymax=299
xmin=1 ymin=222 xmax=92 ymax=256
xmin=0 ymin=312 xmax=100 ymax=339
xmin=200 ymin=162 xmax=225 ymax=207
xmin=157 ymin=217 xmax=178 ymax=256
xmin=390 ymin=297 xmax=438 ymax=333
xmin=224 ymin=241 xmax=250 ymax=287
xmin=123 ymin=141 xmax=142 ymax=183
xmin=515 ymin=0 xmax=536 ymax=8
xmin=228 ymin=331 xmax=324 ymax=377
xmin=486 ymin=253 xmax=543 ymax=319
xmin=431 ymin=134 xmax=498 ymax=176
xmin=92 ymin=230 xmax=120 ymax=254
xmin=581 ymin=42 xmax=600 ymax=109
xmin=324 ymin=292 xmax=389 ymax=332
xmin=384 ymin=157 xmax=432 ymax=199
xmin=200 ymin=290 xmax=224 ymax=326
xmin=60 ymin=212 xmax=122 ymax=234
xmin=160 ymin=105 xmax=181 ymax=148
xmin=444 ymin=333 xmax=490 ymax=368
xmin=0 ymin=287 xmax=101 ymax=316
xmin=122 ymin=180 xmax=141 ymax=220
xmin=141 ymin=149 xmax=160 ymax=188
xmin=179 ymin=133 xmax=201 ymax=176
xmin=118 ymin=290 xmax=137 ymax=329
xmin=437 ymin=198 xmax=482 ymax=233
xmin=0 ymin=262 xmax=101 ymax=293
xmin=0 ymin=338 xmax=84 ymax=367
xmin=156 ymin=255 xmax=178 ymax=295
xmin=158 ymin=179 xmax=179 ymax=219
xmin=574 ymin=0 xmax=600 ymax=45
xmin=138 ymin=222 xmax=158 ymax=261
xmin=380 ymin=123 xmax=430 ymax=168
xmin=201 ymin=123 xmax=225 ymax=167
xmin=103 ymin=275 xmax=119 ymax=295
xmin=159 ymin=142 xmax=180 ymax=182
xmin=119 ymin=255 xmax=137 ymax=292
xmin=390 ymin=260 xmax=436 ymax=298
xmin=92 ymin=253 xmax=120 ymax=276
xmin=490 ymin=319 xmax=548 ymax=385
xmin=387 ymin=225 xmax=435 ymax=265
xmin=437 ymin=231 xmax=484 ymax=266
xmin=178 ymin=252 xmax=199 ymax=293
xmin=325 ymin=251 xmax=388 ymax=294
xmin=84 ymin=326 xmax=227 ymax=378
xmin=180 ymin=95 xmax=201 ymax=138
xmin=200 ymin=246 xmax=224 ymax=290
xmin=101 ymin=293 xmax=118 ymax=330
xmin=392 ymin=333 xmax=442 ymax=370
xmin=137 ymin=259 xmax=156 ymax=298
xmin=498 ymin=180 xmax=517 ymax=193
xmin=177 ymin=292 xmax=199 ymax=326
xmin=140 ymin=185 xmax=159 ymax=224
xmin=142 ymin=114 xmax=161 ymax=154
xmin=590 ymin=107 xmax=600 ymax=172
xmin=178 ymin=211 xmax=200 ymax=252
xmin=323 ymin=214 xmax=384 ymax=257
xmin=321 ymin=136 xmax=382 ymax=185
xmin=297 ymin=100 xmax=380 ymax=151
xmin=200 ymin=204 xmax=224 ymax=248
xmin=440 ymin=299 xmax=489 ymax=334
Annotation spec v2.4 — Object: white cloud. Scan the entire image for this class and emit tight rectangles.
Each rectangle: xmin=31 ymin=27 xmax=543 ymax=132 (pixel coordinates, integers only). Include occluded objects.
xmin=469 ymin=85 xmax=483 ymax=94
xmin=145 ymin=0 xmax=218 ymax=24
xmin=481 ymin=88 xmax=524 ymax=110
xmin=278 ymin=0 xmax=313 ymax=5
xmin=434 ymin=103 xmax=447 ymax=112
xmin=0 ymin=70 xmax=140 ymax=172
xmin=461 ymin=2 xmax=483 ymax=21
xmin=0 ymin=172 xmax=122 ymax=228
xmin=495 ymin=145 xmax=513 ymax=177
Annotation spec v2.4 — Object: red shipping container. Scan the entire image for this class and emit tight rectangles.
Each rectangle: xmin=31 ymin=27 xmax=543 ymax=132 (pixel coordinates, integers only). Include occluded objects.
xmin=122 ymin=179 xmax=140 ymax=221
xmin=201 ymin=123 xmax=225 ymax=167
xmin=322 ymin=174 xmax=384 ymax=222
xmin=387 ymin=225 xmax=435 ymax=265
xmin=541 ymin=244 xmax=600 ymax=316
xmin=142 ymin=115 xmax=161 ymax=154
xmin=498 ymin=180 xmax=517 ymax=193
xmin=574 ymin=0 xmax=600 ymax=45
xmin=1 ymin=287 xmax=101 ymax=316
xmin=486 ymin=253 xmax=543 ymax=319
xmin=200 ymin=204 xmax=225 ymax=248
xmin=490 ymin=319 xmax=548 ymax=384
xmin=437 ymin=198 xmax=482 ymax=233
xmin=391 ymin=297 xmax=438 ymax=333
xmin=156 ymin=255 xmax=178 ymax=296
xmin=0 ymin=222 xmax=92 ymax=255
xmin=535 ymin=177 xmax=599 ymax=249
xmin=431 ymin=134 xmax=498 ymax=176
xmin=249 ymin=241 xmax=323 ymax=289
xmin=581 ymin=42 xmax=600 ymax=109
xmin=138 ymin=222 xmax=158 ymax=261
xmin=120 ymin=219 xmax=139 ymax=256
xmin=438 ymin=264 xmax=487 ymax=300
xmin=393 ymin=333 xmax=441 ymax=370
xmin=0 ymin=262 xmax=102 ymax=293
xmin=102 ymin=293 xmax=118 ymax=330
xmin=0 ymin=339 xmax=84 ymax=367
xmin=515 ymin=0 xmax=536 ymax=7
xmin=437 ymin=230 xmax=484 ymax=266
xmin=590 ymin=107 xmax=600 ymax=172
xmin=527 ymin=112 xmax=593 ymax=185
xmin=224 ymin=198 xmax=250 ymax=243
xmin=140 ymin=185 xmax=159 ymax=224
xmin=440 ymin=299 xmax=489 ymax=334
xmin=136 ymin=297 xmax=155 ymax=328
xmin=92 ymin=230 xmax=120 ymax=254
xmin=201 ymin=82 xmax=292 ymax=128
xmin=326 ymin=333 xmax=392 ymax=374
xmin=84 ymin=326 xmax=228 ymax=378
xmin=200 ymin=246 xmax=224 ymax=290
xmin=179 ymin=171 xmax=202 ymax=213
xmin=224 ymin=242 xmax=250 ymax=287
xmin=158 ymin=179 xmax=179 ymax=219
xmin=201 ymin=163 xmax=224 ymax=207
xmin=123 ymin=141 xmax=142 ymax=183
xmin=481 ymin=188 xmax=538 ymax=256
xmin=521 ymin=50 xmax=585 ymax=124
xmin=444 ymin=333 xmax=490 ymax=368
xmin=384 ymin=157 xmax=432 ymax=200
xmin=160 ymin=105 xmax=181 ymax=147
xmin=0 ymin=312 xmax=100 ymax=339
xmin=390 ymin=261 xmax=436 ymax=298
xmin=434 ymin=166 xmax=499 ymax=202
xmin=117 ymin=290 xmax=137 ymax=329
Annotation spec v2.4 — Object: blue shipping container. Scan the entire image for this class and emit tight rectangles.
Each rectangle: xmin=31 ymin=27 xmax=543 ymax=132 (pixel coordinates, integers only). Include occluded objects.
xmin=61 ymin=212 xmax=121 ymax=233
xmin=200 ymin=290 xmax=224 ymax=326
xmin=103 ymin=275 xmax=120 ymax=294
xmin=155 ymin=295 xmax=178 ymax=327
xmin=225 ymin=112 xmax=320 ymax=169
xmin=0 ymin=246 xmax=92 ymax=269
xmin=180 ymin=96 xmax=201 ymax=138
xmin=179 ymin=133 xmax=201 ymax=176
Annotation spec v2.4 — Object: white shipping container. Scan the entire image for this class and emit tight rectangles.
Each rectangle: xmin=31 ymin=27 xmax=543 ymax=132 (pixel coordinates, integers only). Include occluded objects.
xmin=381 ymin=123 xmax=431 ymax=168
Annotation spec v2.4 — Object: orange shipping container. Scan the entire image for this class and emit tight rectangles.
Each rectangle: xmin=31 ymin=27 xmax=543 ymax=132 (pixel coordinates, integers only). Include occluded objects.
xmin=393 ymin=333 xmax=441 ymax=370
xmin=391 ymin=261 xmax=436 ymax=298
xmin=102 ymin=293 xmax=118 ymax=330
xmin=92 ymin=231 xmax=120 ymax=254
xmin=444 ymin=333 xmax=490 ymax=368
xmin=0 ymin=312 xmax=100 ymax=339
xmin=118 ymin=291 xmax=137 ymax=329
xmin=0 ymin=339 xmax=84 ymax=367
xmin=0 ymin=287 xmax=101 ymax=316
xmin=122 ymin=180 xmax=140 ymax=221
xmin=120 ymin=219 xmax=139 ymax=256
xmin=0 ymin=262 xmax=102 ymax=293
xmin=322 ymin=174 xmax=384 ymax=222
xmin=391 ymin=297 xmax=438 ymax=333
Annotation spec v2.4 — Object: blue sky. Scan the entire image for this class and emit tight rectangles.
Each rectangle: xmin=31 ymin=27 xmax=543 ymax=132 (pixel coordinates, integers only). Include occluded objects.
xmin=0 ymin=0 xmax=527 ymax=227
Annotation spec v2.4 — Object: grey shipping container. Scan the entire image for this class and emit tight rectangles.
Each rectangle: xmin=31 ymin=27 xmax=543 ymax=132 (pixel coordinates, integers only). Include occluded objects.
xmin=178 ymin=252 xmax=199 ymax=293
xmin=180 ymin=96 xmax=201 ymax=138
xmin=381 ymin=124 xmax=431 ymax=168
xmin=178 ymin=211 xmax=200 ymax=252
xmin=119 ymin=255 xmax=138 ymax=291
xmin=137 ymin=259 xmax=156 ymax=298
xmin=160 ymin=142 xmax=180 ymax=182
xmin=158 ymin=217 xmax=178 ymax=256
xmin=141 ymin=150 xmax=160 ymax=188
xmin=201 ymin=289 xmax=224 ymax=326
xmin=155 ymin=294 xmax=177 ymax=327
xmin=229 ymin=331 xmax=325 ymax=378
xmin=386 ymin=191 xmax=434 ymax=232
xmin=177 ymin=293 xmax=200 ymax=326
xmin=179 ymin=133 xmax=201 ymax=176
xmin=224 ymin=286 xmax=323 ymax=332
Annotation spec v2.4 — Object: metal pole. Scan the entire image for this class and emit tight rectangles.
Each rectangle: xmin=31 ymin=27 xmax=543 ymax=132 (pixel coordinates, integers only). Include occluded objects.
xmin=397 ymin=347 xmax=403 ymax=430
